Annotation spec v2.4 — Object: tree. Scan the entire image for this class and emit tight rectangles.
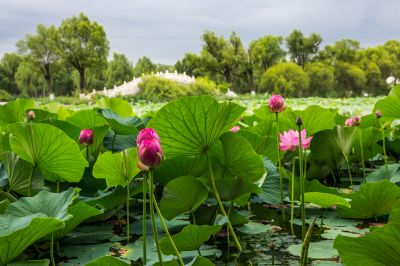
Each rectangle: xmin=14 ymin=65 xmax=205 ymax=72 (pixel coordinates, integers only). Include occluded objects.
xmin=175 ymin=53 xmax=206 ymax=77
xmin=15 ymin=60 xmax=46 ymax=97
xmin=305 ymin=62 xmax=335 ymax=97
xmin=383 ymin=40 xmax=400 ymax=83
xmin=260 ymin=62 xmax=309 ymax=96
xmin=286 ymin=30 xmax=322 ymax=68
xmin=0 ymin=53 xmax=22 ymax=94
xmin=105 ymin=53 xmax=133 ymax=88
xmin=55 ymin=13 xmax=109 ymax=92
xmin=319 ymin=39 xmax=360 ymax=63
xmin=133 ymin=56 xmax=157 ymax=77
xmin=334 ymin=62 xmax=366 ymax=96
xmin=249 ymin=35 xmax=286 ymax=71
xmin=17 ymin=24 xmax=58 ymax=95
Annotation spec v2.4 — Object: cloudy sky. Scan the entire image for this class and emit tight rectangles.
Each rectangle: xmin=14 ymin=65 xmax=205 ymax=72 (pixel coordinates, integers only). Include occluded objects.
xmin=0 ymin=0 xmax=399 ymax=64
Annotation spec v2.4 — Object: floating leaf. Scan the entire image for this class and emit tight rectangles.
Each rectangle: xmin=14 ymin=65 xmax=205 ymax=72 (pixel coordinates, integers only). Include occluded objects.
xmin=237 ymin=221 xmax=273 ymax=235
xmin=304 ymin=192 xmax=350 ymax=208
xmin=85 ymin=255 xmax=129 ymax=266
xmin=288 ymin=240 xmax=338 ymax=259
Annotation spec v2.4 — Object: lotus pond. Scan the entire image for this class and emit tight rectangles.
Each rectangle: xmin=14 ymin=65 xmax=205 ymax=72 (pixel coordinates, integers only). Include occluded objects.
xmin=0 ymin=89 xmax=399 ymax=266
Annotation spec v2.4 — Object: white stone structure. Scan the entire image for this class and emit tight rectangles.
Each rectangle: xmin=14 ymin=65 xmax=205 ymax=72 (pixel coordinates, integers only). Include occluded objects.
xmin=85 ymin=71 xmax=195 ymax=99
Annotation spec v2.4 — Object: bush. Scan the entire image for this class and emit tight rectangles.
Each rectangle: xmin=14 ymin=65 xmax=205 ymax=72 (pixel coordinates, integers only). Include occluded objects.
xmin=0 ymin=89 xmax=12 ymax=101
xmin=188 ymin=77 xmax=218 ymax=95
xmin=305 ymin=62 xmax=335 ymax=97
xmin=260 ymin=62 xmax=309 ymax=97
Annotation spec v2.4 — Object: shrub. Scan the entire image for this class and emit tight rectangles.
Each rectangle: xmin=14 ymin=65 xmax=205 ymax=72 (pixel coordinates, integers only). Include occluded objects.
xmin=188 ymin=77 xmax=218 ymax=96
xmin=0 ymin=89 xmax=12 ymax=101
xmin=137 ymin=76 xmax=188 ymax=101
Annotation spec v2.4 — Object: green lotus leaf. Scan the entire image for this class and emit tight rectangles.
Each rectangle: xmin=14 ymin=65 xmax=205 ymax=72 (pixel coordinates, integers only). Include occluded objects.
xmin=86 ymin=256 xmax=129 ymax=266
xmin=0 ymin=98 xmax=35 ymax=126
xmin=215 ymin=177 xmax=261 ymax=201
xmin=334 ymin=222 xmax=400 ymax=266
xmin=288 ymin=240 xmax=338 ymax=259
xmin=160 ymin=176 xmax=208 ymax=220
xmin=27 ymin=109 xmax=58 ymax=122
xmin=148 ymin=96 xmax=245 ymax=156
xmin=103 ymin=131 xmax=136 ymax=152
xmin=366 ymin=163 xmax=400 ymax=184
xmin=159 ymin=223 xmax=223 ymax=255
xmin=92 ymin=147 xmax=140 ymax=188
xmin=8 ymin=123 xmax=88 ymax=183
xmin=337 ymin=180 xmax=400 ymax=219
xmin=97 ymin=109 xmax=140 ymax=135
xmin=257 ymin=158 xmax=288 ymax=205
xmin=66 ymin=109 xmax=108 ymax=128
xmin=374 ymin=85 xmax=400 ymax=121
xmin=96 ymin=97 xmax=134 ymax=117
xmin=8 ymin=258 xmax=50 ymax=266
xmin=304 ymin=192 xmax=350 ymax=208
xmin=83 ymin=186 xmax=127 ymax=211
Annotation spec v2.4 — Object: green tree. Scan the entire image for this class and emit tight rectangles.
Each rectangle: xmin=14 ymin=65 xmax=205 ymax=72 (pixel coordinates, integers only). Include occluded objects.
xmin=55 ymin=13 xmax=109 ymax=92
xmin=133 ymin=56 xmax=157 ymax=77
xmin=17 ymin=24 xmax=58 ymax=95
xmin=249 ymin=35 xmax=285 ymax=71
xmin=305 ymin=62 xmax=335 ymax=97
xmin=319 ymin=39 xmax=360 ymax=63
xmin=175 ymin=53 xmax=206 ymax=77
xmin=0 ymin=53 xmax=23 ymax=94
xmin=260 ymin=62 xmax=309 ymax=96
xmin=334 ymin=62 xmax=366 ymax=96
xmin=383 ymin=40 xmax=400 ymax=83
xmin=286 ymin=30 xmax=322 ymax=68
xmin=15 ymin=60 xmax=46 ymax=97
xmin=105 ymin=53 xmax=133 ymax=88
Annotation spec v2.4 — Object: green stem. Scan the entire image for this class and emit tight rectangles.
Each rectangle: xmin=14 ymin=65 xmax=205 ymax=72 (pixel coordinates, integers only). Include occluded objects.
xmin=342 ymin=151 xmax=353 ymax=186
xmin=127 ymin=181 xmax=130 ymax=243
xmin=149 ymin=170 xmax=163 ymax=265
xmin=56 ymin=181 xmax=60 ymax=193
xmin=112 ymin=132 xmax=117 ymax=152
xmin=301 ymin=217 xmax=317 ymax=266
xmin=379 ymin=119 xmax=389 ymax=178
xmin=206 ymin=153 xmax=242 ymax=252
xmin=276 ymin=112 xmax=285 ymax=220
xmin=358 ymin=130 xmax=366 ymax=180
xmin=298 ymin=127 xmax=306 ymax=241
xmin=290 ymin=153 xmax=296 ymax=235
xmin=143 ymin=174 xmax=147 ymax=265
xmin=28 ymin=165 xmax=35 ymax=197
xmin=152 ymin=193 xmax=184 ymax=266
xmin=50 ymin=232 xmax=55 ymax=266
xmin=191 ymin=209 xmax=196 ymax=225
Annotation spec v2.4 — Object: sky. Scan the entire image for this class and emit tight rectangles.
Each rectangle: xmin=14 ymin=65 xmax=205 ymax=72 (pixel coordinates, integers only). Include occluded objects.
xmin=0 ymin=0 xmax=399 ymax=64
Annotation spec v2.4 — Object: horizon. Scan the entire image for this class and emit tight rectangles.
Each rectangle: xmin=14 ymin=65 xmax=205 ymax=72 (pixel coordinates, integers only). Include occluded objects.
xmin=1 ymin=0 xmax=399 ymax=64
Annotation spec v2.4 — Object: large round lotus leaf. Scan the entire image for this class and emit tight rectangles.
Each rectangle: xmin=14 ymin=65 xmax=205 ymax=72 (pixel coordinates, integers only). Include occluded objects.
xmin=374 ymin=85 xmax=400 ymax=121
xmin=0 ymin=98 xmax=35 ymax=126
xmin=310 ymin=126 xmax=356 ymax=169
xmin=334 ymin=222 xmax=400 ymax=266
xmin=366 ymin=163 xmax=400 ymax=184
xmin=93 ymin=147 xmax=140 ymax=188
xmin=160 ymin=176 xmax=208 ymax=220
xmin=159 ymin=223 xmax=223 ymax=254
xmin=96 ymin=97 xmax=134 ymax=117
xmin=97 ymin=109 xmax=140 ymax=135
xmin=0 ymin=214 xmax=64 ymax=265
xmin=8 ymin=123 xmax=88 ymax=183
xmin=148 ymin=95 xmax=245 ymax=156
xmin=304 ymin=192 xmax=350 ymax=208
xmin=8 ymin=259 xmax=51 ymax=266
xmin=66 ymin=109 xmax=108 ymax=129
xmin=288 ymin=240 xmax=338 ymax=259
xmin=86 ymin=256 xmax=129 ymax=266
xmin=337 ymin=180 xmax=400 ymax=219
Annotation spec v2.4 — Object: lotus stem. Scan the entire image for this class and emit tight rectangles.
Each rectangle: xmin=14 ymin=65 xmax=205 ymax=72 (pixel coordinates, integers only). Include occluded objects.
xmin=342 ymin=151 xmax=353 ymax=186
xmin=151 ymin=192 xmax=184 ymax=265
xmin=143 ymin=174 xmax=147 ymax=264
xmin=358 ymin=130 xmax=366 ymax=180
xmin=297 ymin=126 xmax=306 ymax=240
xmin=56 ymin=181 xmax=60 ymax=193
xmin=149 ymin=170 xmax=163 ymax=265
xmin=112 ymin=131 xmax=117 ymax=152
xmin=50 ymin=232 xmax=56 ymax=266
xmin=379 ymin=119 xmax=389 ymax=178
xmin=301 ymin=216 xmax=317 ymax=266
xmin=276 ymin=112 xmax=285 ymax=220
xmin=126 ymin=181 xmax=130 ymax=243
xmin=28 ymin=166 xmax=34 ymax=197
xmin=290 ymin=153 xmax=296 ymax=235
xmin=206 ymin=153 xmax=242 ymax=252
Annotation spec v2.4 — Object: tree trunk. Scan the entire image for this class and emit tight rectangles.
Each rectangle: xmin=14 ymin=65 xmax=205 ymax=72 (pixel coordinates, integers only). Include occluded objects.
xmin=79 ymin=68 xmax=85 ymax=93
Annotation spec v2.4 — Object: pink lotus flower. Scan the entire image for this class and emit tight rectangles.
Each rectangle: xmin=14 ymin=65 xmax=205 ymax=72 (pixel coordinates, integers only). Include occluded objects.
xmin=279 ymin=129 xmax=313 ymax=152
xmin=230 ymin=126 xmax=240 ymax=132
xmin=268 ymin=95 xmax=286 ymax=113
xmin=345 ymin=118 xmax=354 ymax=127
xmin=79 ymin=129 xmax=94 ymax=145
xmin=138 ymin=139 xmax=163 ymax=168
xmin=136 ymin=128 xmax=161 ymax=147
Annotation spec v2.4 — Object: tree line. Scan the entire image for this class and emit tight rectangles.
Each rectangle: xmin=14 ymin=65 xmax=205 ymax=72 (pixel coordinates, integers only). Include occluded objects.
xmin=1 ymin=12 xmax=399 ymax=98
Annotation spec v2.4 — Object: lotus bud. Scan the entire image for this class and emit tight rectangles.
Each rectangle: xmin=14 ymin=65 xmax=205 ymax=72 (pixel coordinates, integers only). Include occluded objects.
xmin=79 ymin=129 xmax=94 ymax=145
xmin=268 ymin=95 xmax=286 ymax=113
xmin=27 ymin=110 xmax=35 ymax=121
xmin=136 ymin=128 xmax=161 ymax=147
xmin=296 ymin=115 xmax=303 ymax=127
xmin=352 ymin=116 xmax=361 ymax=127
xmin=138 ymin=139 xmax=163 ymax=168
xmin=230 ymin=126 xmax=240 ymax=132
xmin=345 ymin=118 xmax=354 ymax=127
xmin=375 ymin=110 xmax=382 ymax=119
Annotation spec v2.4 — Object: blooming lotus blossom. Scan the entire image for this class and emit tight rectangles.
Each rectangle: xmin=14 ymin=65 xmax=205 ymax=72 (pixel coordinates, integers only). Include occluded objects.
xmin=279 ymin=129 xmax=313 ymax=152
xmin=136 ymin=128 xmax=161 ymax=147
xmin=79 ymin=129 xmax=94 ymax=145
xmin=345 ymin=118 xmax=354 ymax=127
xmin=138 ymin=139 xmax=163 ymax=168
xmin=230 ymin=126 xmax=240 ymax=132
xmin=268 ymin=95 xmax=286 ymax=113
